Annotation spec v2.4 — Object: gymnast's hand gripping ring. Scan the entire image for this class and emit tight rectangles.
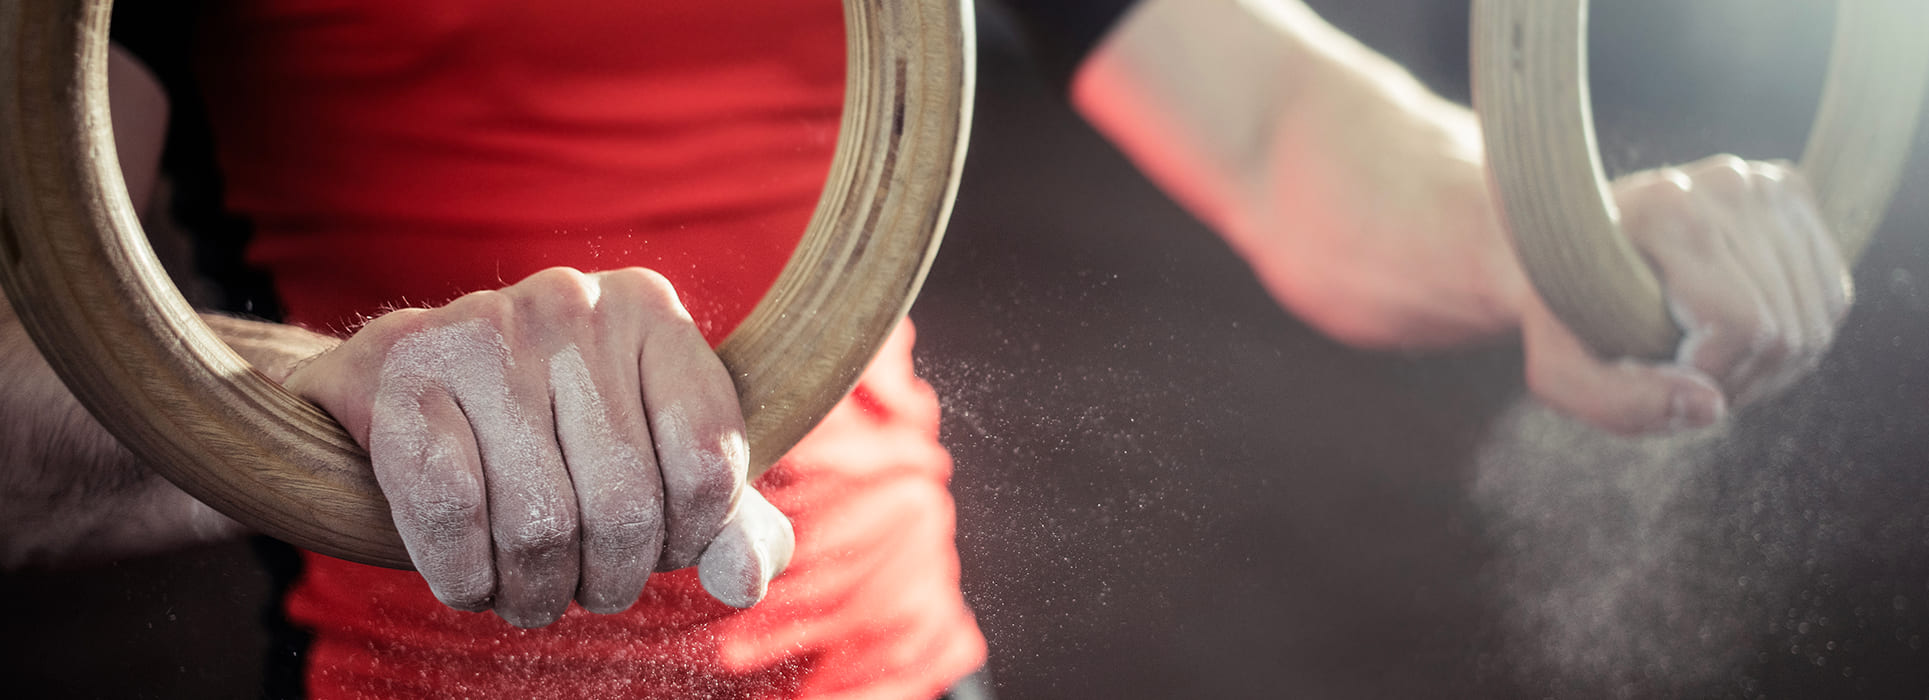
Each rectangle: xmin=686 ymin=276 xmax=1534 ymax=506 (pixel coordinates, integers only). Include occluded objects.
xmin=1473 ymin=0 xmax=1929 ymax=360
xmin=0 ymin=0 xmax=975 ymax=569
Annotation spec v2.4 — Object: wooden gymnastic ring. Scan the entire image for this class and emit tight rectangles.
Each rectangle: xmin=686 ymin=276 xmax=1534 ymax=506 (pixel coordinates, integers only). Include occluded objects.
xmin=0 ymin=0 xmax=975 ymax=568
xmin=1472 ymin=0 xmax=1929 ymax=359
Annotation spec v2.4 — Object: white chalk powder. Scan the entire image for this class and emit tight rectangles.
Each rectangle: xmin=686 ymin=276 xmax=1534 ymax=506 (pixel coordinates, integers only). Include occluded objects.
xmin=367 ymin=320 xmax=773 ymax=617
xmin=371 ymin=318 xmax=579 ymax=623
xmin=699 ymin=488 xmax=789 ymax=609
xmin=1474 ymin=398 xmax=1748 ymax=698
xmin=549 ymin=344 xmax=660 ymax=614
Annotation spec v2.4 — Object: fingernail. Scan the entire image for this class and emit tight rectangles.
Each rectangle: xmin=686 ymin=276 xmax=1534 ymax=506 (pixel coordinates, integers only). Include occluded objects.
xmin=438 ymin=594 xmax=492 ymax=614
xmin=747 ymin=535 xmax=775 ymax=596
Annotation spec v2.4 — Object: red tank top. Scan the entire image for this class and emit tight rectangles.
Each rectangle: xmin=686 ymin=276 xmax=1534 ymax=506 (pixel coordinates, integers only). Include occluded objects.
xmin=194 ymin=1 xmax=984 ymax=697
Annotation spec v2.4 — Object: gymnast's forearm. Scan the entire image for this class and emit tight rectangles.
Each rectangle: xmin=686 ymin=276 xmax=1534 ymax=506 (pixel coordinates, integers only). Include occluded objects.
xmin=0 ymin=298 xmax=217 ymax=567
xmin=0 ymin=296 xmax=348 ymax=567
xmin=1072 ymin=0 xmax=1528 ymax=349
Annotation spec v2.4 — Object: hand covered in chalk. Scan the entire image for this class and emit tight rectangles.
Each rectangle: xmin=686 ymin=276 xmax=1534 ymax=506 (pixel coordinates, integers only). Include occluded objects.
xmin=1520 ymin=155 xmax=1851 ymax=435
xmin=284 ymin=267 xmax=795 ymax=628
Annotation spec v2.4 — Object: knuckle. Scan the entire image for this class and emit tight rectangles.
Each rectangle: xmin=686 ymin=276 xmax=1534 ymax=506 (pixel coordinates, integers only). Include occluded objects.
xmin=402 ymin=485 xmax=486 ymax=536
xmin=522 ymin=266 xmax=594 ymax=294
xmin=604 ymin=267 xmax=676 ymax=297
xmin=518 ymin=267 xmax=600 ymax=323
xmin=502 ymin=512 xmax=579 ymax=558
xmin=353 ymin=307 xmax=433 ymax=349
xmin=1748 ymin=159 xmax=1791 ymax=183
xmin=432 ymin=571 xmax=495 ymax=611
xmin=1618 ymin=171 xmax=1698 ymax=245
xmin=1691 ymin=155 xmax=1751 ymax=190
xmin=1653 ymin=167 xmax=1696 ymax=195
xmin=446 ymin=288 xmax=517 ymax=325
xmin=391 ymin=460 xmax=486 ymax=535
xmin=584 ymin=509 xmax=661 ymax=558
xmin=1632 ymin=168 xmax=1695 ymax=207
xmin=603 ymin=267 xmax=689 ymax=319
xmin=363 ymin=306 xmax=428 ymax=331
xmin=671 ymin=467 xmax=737 ymax=531
xmin=660 ymin=469 xmax=737 ymax=566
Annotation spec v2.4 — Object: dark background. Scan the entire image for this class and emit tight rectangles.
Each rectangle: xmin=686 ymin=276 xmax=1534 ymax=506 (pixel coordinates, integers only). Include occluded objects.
xmin=7 ymin=1 xmax=1929 ymax=697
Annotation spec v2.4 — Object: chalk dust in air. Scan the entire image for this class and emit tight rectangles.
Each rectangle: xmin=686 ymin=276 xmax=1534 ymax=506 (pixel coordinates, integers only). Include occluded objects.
xmin=1473 ymin=372 xmax=1929 ymax=698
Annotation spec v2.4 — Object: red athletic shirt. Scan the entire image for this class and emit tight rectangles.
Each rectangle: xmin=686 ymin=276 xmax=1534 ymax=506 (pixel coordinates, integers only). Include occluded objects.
xmin=194 ymin=1 xmax=985 ymax=697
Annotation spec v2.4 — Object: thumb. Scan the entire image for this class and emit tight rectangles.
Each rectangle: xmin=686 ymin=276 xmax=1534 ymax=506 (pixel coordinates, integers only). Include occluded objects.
xmin=696 ymin=487 xmax=795 ymax=609
xmin=1522 ymin=294 xmax=1726 ymax=435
